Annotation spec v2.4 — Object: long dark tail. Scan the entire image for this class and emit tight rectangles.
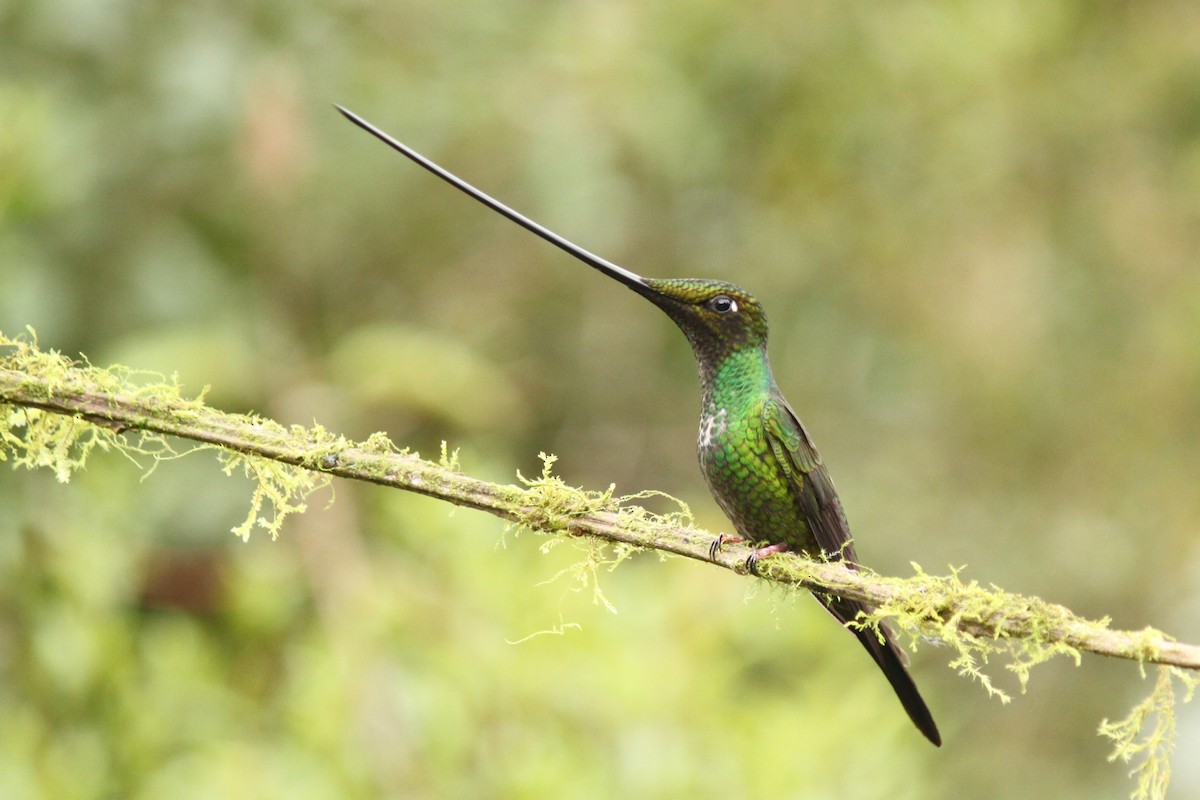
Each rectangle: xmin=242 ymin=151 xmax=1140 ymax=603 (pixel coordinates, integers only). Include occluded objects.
xmin=820 ymin=595 xmax=942 ymax=746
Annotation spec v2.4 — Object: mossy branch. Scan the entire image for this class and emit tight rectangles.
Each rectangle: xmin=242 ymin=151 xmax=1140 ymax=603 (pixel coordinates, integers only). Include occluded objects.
xmin=3 ymin=332 xmax=1196 ymax=670
xmin=1 ymin=331 xmax=1196 ymax=799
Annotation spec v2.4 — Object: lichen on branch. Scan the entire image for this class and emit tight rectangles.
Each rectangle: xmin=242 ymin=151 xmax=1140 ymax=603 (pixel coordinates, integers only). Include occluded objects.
xmin=1 ymin=329 xmax=1196 ymax=800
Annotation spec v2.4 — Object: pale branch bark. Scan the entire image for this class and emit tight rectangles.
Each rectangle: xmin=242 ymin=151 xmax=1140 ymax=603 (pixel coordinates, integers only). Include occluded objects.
xmin=2 ymin=364 xmax=1198 ymax=672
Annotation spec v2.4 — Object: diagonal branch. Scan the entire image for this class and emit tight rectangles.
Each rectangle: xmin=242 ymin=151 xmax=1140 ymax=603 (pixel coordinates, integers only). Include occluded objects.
xmin=1 ymin=340 xmax=1198 ymax=673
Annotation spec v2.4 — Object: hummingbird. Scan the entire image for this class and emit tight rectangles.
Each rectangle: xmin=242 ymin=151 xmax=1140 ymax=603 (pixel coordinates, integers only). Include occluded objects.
xmin=337 ymin=106 xmax=941 ymax=746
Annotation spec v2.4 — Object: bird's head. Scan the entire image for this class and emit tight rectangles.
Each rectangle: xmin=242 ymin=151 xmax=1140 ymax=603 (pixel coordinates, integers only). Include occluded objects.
xmin=621 ymin=277 xmax=770 ymax=366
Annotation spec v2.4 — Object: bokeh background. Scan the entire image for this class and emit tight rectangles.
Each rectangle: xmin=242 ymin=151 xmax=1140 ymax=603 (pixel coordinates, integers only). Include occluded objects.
xmin=3 ymin=1 xmax=1200 ymax=797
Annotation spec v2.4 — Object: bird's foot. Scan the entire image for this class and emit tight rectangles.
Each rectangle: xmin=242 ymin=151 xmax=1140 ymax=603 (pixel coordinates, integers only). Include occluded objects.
xmin=707 ymin=533 xmax=745 ymax=561
xmin=745 ymin=542 xmax=790 ymax=575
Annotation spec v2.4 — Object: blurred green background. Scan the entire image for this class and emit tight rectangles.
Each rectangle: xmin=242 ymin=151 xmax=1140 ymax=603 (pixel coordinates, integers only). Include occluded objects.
xmin=3 ymin=1 xmax=1200 ymax=797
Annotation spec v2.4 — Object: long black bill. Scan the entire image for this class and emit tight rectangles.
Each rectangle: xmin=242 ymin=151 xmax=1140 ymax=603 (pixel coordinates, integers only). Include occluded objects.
xmin=336 ymin=105 xmax=650 ymax=293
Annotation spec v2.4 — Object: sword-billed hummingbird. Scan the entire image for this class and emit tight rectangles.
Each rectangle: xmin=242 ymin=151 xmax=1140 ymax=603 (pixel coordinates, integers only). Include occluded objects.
xmin=337 ymin=106 xmax=940 ymax=746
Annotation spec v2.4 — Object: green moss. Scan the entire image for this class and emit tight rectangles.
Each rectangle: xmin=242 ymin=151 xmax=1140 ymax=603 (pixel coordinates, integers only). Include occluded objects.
xmin=1100 ymin=666 xmax=1199 ymax=800
xmin=613 ymin=489 xmax=694 ymax=531
xmin=515 ymin=452 xmax=618 ymax=533
xmin=4 ymin=329 xmax=1197 ymax=799
xmin=0 ymin=329 xmax=190 ymax=482
xmin=834 ymin=563 xmax=1093 ymax=702
xmin=219 ymin=449 xmax=330 ymax=541
xmin=509 ymin=452 xmax=693 ymax=615
xmin=0 ymin=330 xmax=335 ymax=541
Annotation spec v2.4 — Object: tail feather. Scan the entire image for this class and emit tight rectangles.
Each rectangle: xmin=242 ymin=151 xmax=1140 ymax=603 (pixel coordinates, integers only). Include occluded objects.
xmin=821 ymin=595 xmax=941 ymax=746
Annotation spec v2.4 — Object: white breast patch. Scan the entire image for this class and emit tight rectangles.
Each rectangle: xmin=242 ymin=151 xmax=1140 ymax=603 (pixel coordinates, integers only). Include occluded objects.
xmin=698 ymin=407 xmax=728 ymax=448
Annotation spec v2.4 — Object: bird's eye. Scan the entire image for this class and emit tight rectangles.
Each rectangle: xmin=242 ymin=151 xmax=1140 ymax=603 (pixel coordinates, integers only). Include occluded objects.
xmin=708 ymin=295 xmax=738 ymax=314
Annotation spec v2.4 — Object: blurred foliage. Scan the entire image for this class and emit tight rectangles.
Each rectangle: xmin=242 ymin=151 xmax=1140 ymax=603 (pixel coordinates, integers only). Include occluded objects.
xmin=2 ymin=0 xmax=1200 ymax=797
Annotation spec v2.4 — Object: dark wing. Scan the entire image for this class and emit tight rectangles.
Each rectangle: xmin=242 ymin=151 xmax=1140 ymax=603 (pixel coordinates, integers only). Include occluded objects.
xmin=761 ymin=395 xmax=858 ymax=565
xmin=763 ymin=396 xmax=942 ymax=746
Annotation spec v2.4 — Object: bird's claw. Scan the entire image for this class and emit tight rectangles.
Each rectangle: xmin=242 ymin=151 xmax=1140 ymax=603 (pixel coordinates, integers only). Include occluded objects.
xmin=708 ymin=532 xmax=745 ymax=561
xmin=745 ymin=542 xmax=790 ymax=575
